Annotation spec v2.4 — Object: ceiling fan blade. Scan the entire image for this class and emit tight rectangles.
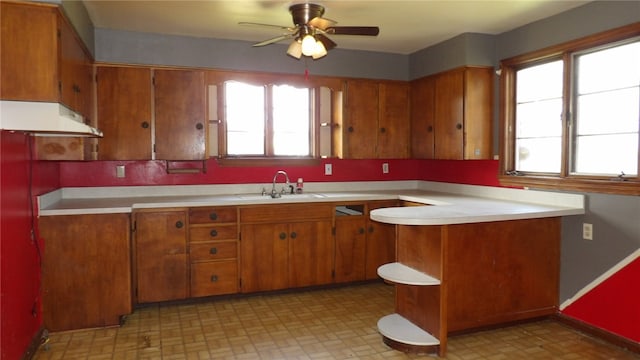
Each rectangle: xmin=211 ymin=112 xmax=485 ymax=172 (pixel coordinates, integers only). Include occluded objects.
xmin=252 ymin=34 xmax=294 ymax=47
xmin=316 ymin=34 xmax=337 ymax=51
xmin=239 ymin=22 xmax=295 ymax=32
xmin=308 ymin=16 xmax=336 ymax=30
xmin=326 ymin=26 xmax=380 ymax=36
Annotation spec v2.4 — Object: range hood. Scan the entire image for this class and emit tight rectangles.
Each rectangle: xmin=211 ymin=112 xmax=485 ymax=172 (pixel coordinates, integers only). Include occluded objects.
xmin=0 ymin=100 xmax=103 ymax=137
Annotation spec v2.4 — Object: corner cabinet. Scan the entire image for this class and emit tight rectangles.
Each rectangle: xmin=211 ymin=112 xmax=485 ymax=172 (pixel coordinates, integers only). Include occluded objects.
xmin=342 ymin=80 xmax=410 ymax=159
xmin=39 ymin=214 xmax=132 ymax=331
xmin=377 ymin=217 xmax=561 ymax=356
xmin=411 ymin=66 xmax=493 ymax=159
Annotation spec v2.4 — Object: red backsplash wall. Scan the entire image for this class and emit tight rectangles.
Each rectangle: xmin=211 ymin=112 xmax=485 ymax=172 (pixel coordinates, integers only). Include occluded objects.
xmin=1 ymin=132 xmax=60 ymax=360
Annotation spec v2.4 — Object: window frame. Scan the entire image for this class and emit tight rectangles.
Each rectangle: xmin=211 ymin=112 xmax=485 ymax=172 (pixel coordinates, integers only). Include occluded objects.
xmin=499 ymin=23 xmax=640 ymax=195
xmin=207 ymin=71 xmax=343 ymax=167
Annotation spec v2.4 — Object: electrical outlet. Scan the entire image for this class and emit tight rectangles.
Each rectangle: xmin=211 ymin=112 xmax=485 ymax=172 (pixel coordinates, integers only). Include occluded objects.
xmin=324 ymin=163 xmax=332 ymax=175
xmin=583 ymin=223 xmax=593 ymax=240
xmin=382 ymin=163 xmax=389 ymax=174
xmin=116 ymin=165 xmax=125 ymax=178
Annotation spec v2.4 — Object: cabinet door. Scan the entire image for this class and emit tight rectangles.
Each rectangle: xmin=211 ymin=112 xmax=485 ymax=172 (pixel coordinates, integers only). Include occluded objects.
xmin=365 ymin=201 xmax=398 ymax=279
xmin=334 ymin=217 xmax=367 ymax=283
xmin=410 ymin=76 xmax=436 ymax=159
xmin=434 ymin=69 xmax=465 ymax=160
xmin=289 ymin=220 xmax=334 ymax=287
xmin=135 ymin=211 xmax=188 ymax=303
xmin=240 ymin=223 xmax=289 ymax=292
xmin=377 ymin=82 xmax=410 ymax=158
xmin=463 ymin=67 xmax=493 ymax=159
xmin=0 ymin=2 xmax=58 ymax=101
xmin=40 ymin=214 xmax=132 ymax=331
xmin=344 ymin=80 xmax=378 ymax=159
xmin=154 ymin=69 xmax=206 ymax=160
xmin=97 ymin=66 xmax=152 ymax=160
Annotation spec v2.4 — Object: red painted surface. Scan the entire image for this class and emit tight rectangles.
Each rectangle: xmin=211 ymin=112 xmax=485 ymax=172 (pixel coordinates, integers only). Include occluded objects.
xmin=59 ymin=158 xmax=502 ymax=187
xmin=562 ymin=257 xmax=640 ymax=343
xmin=1 ymin=131 xmax=60 ymax=360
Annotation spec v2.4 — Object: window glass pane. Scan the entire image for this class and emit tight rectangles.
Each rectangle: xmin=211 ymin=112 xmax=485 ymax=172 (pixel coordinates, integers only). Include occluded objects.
xmin=515 ymin=60 xmax=563 ymax=173
xmin=573 ymin=40 xmax=639 ymax=175
xmin=224 ymin=81 xmax=264 ymax=155
xmin=272 ymin=84 xmax=310 ymax=156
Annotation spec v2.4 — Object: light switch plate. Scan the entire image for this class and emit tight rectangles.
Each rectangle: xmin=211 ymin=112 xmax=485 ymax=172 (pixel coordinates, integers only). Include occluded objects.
xmin=324 ymin=163 xmax=332 ymax=175
xmin=116 ymin=165 xmax=125 ymax=178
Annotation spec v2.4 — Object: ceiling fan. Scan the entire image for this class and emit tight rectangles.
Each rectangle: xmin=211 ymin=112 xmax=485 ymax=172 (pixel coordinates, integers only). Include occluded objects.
xmin=239 ymin=3 xmax=379 ymax=60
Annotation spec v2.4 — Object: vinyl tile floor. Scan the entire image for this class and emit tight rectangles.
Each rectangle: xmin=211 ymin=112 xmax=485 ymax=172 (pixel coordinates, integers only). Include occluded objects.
xmin=33 ymin=282 xmax=639 ymax=360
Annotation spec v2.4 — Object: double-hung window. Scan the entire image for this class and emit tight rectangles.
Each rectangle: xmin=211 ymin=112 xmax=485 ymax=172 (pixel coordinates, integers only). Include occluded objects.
xmin=500 ymin=23 xmax=640 ymax=195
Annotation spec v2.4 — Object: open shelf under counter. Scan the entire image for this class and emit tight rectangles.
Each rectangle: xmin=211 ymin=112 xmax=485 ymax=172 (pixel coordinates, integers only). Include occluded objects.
xmin=378 ymin=314 xmax=440 ymax=346
xmin=377 ymin=262 xmax=440 ymax=285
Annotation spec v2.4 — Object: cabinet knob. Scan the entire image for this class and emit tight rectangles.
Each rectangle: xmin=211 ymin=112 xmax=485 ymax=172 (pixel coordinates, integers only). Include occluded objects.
xmin=209 ymin=247 xmax=218 ymax=254
xmin=175 ymin=221 xmax=184 ymax=229
xmin=141 ymin=121 xmax=149 ymax=129
xmin=210 ymin=275 xmax=218 ymax=282
xmin=456 ymin=123 xmax=462 ymax=130
xmin=209 ymin=212 xmax=218 ymax=221
xmin=290 ymin=232 xmax=297 ymax=239
xmin=359 ymin=228 xmax=365 ymax=234
xmin=348 ymin=126 xmax=354 ymax=133
xmin=380 ymin=127 xmax=386 ymax=133
xmin=368 ymin=226 xmax=374 ymax=233
xmin=210 ymin=229 xmax=218 ymax=237
xmin=279 ymin=232 xmax=287 ymax=240
xmin=427 ymin=125 xmax=433 ymax=132
xmin=196 ymin=122 xmax=204 ymax=130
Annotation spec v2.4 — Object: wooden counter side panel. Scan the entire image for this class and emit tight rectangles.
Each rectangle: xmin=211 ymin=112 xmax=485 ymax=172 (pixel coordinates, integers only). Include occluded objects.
xmin=397 ymin=225 xmax=442 ymax=278
xmin=445 ymin=218 xmax=561 ymax=332
xmin=40 ymin=213 xmax=132 ymax=331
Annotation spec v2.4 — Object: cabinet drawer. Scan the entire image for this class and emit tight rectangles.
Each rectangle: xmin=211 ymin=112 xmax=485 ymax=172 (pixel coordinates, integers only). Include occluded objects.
xmin=190 ymin=225 xmax=237 ymax=242
xmin=190 ymin=241 xmax=237 ymax=261
xmin=240 ymin=203 xmax=333 ymax=223
xmin=190 ymin=260 xmax=238 ymax=297
xmin=189 ymin=207 xmax=237 ymax=224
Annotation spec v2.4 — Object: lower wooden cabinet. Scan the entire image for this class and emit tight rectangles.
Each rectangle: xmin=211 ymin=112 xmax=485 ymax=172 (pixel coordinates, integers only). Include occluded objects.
xmin=134 ymin=209 xmax=188 ymax=303
xmin=365 ymin=200 xmax=398 ymax=279
xmin=39 ymin=213 xmax=132 ymax=331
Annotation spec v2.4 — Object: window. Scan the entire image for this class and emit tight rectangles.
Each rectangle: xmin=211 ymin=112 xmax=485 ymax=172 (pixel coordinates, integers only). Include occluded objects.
xmin=224 ymin=81 xmax=312 ymax=157
xmin=500 ymin=23 xmax=640 ymax=195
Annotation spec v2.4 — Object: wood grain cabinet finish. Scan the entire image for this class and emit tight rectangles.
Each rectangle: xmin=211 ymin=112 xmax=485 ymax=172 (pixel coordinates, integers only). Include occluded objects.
xmin=96 ymin=66 xmax=153 ymax=160
xmin=343 ymin=80 xmax=410 ymax=159
xmin=134 ymin=210 xmax=188 ymax=303
xmin=411 ymin=66 xmax=493 ymax=160
xmin=39 ymin=214 xmax=132 ymax=331
xmin=1 ymin=1 xmax=96 ymax=161
xmin=154 ymin=69 xmax=206 ymax=160
xmin=239 ymin=204 xmax=334 ymax=292
xmin=188 ymin=206 xmax=239 ymax=297
xmin=364 ymin=200 xmax=398 ymax=279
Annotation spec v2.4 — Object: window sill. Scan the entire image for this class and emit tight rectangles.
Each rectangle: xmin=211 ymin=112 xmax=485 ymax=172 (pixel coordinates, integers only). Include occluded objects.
xmin=499 ymin=175 xmax=640 ymax=196
xmin=216 ymin=157 xmax=322 ymax=167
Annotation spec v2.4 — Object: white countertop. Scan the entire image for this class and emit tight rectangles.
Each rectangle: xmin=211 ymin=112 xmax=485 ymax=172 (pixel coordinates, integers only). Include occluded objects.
xmin=37 ymin=181 xmax=585 ymax=225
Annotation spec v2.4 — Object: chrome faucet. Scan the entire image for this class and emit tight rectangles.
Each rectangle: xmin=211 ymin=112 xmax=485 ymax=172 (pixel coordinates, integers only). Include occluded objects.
xmin=271 ymin=170 xmax=291 ymax=198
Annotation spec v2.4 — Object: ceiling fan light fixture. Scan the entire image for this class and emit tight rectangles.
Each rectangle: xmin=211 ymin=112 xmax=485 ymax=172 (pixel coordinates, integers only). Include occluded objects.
xmin=312 ymin=40 xmax=327 ymax=59
xmin=301 ymin=34 xmax=317 ymax=56
xmin=287 ymin=40 xmax=302 ymax=59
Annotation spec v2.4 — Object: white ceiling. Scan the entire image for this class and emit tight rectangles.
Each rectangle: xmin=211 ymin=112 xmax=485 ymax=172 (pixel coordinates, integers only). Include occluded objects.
xmin=82 ymin=0 xmax=591 ymax=55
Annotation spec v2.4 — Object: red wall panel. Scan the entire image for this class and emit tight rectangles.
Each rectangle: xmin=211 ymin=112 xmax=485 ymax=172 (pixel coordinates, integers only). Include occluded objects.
xmin=1 ymin=131 xmax=59 ymax=360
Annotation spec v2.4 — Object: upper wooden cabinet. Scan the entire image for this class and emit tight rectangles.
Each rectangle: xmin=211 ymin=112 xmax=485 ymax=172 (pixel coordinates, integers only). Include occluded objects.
xmin=411 ymin=66 xmax=493 ymax=160
xmin=154 ymin=69 xmax=206 ymax=160
xmin=96 ymin=66 xmax=153 ymax=160
xmin=342 ymin=80 xmax=410 ymax=159
xmin=96 ymin=66 xmax=206 ymax=161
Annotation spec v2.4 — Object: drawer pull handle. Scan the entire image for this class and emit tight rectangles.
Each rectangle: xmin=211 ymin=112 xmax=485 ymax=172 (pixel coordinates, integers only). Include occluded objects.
xmin=210 ymin=275 xmax=218 ymax=282
xmin=209 ymin=247 xmax=217 ymax=255
xmin=209 ymin=213 xmax=218 ymax=221
xmin=279 ymin=232 xmax=287 ymax=240
xmin=175 ymin=221 xmax=184 ymax=229
xmin=210 ymin=229 xmax=218 ymax=237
